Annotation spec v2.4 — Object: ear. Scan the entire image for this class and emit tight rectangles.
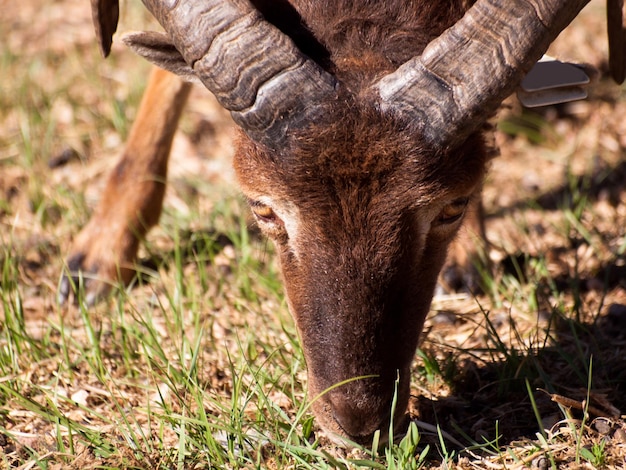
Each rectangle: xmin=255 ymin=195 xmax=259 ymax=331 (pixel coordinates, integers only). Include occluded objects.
xmin=122 ymin=31 xmax=201 ymax=84
xmin=91 ymin=0 xmax=119 ymax=57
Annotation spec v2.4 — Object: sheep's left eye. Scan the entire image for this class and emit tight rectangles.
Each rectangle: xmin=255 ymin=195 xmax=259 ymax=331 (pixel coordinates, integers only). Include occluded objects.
xmin=437 ymin=197 xmax=469 ymax=225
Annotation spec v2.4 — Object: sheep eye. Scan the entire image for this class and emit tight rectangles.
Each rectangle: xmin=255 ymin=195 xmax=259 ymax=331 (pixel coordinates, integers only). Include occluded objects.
xmin=249 ymin=200 xmax=283 ymax=226
xmin=437 ymin=197 xmax=469 ymax=224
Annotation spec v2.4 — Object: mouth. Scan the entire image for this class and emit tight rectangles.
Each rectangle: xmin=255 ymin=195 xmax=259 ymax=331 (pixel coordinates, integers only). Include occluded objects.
xmin=306 ymin=367 xmax=414 ymax=447
xmin=333 ymin=408 xmax=391 ymax=446
xmin=318 ymin=411 xmax=410 ymax=448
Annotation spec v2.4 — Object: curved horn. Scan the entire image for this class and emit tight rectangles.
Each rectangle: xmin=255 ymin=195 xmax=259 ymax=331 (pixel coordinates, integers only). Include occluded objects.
xmin=137 ymin=0 xmax=339 ymax=149
xmin=376 ymin=0 xmax=591 ymax=150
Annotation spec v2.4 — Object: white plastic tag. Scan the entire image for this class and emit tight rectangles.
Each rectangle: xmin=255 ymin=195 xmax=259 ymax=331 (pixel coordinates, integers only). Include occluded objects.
xmin=517 ymin=87 xmax=588 ymax=108
xmin=517 ymin=56 xmax=591 ymax=108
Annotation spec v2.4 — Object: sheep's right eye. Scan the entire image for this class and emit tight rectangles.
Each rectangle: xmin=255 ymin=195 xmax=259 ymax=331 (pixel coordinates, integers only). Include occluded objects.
xmin=251 ymin=202 xmax=277 ymax=222
xmin=249 ymin=200 xmax=285 ymax=230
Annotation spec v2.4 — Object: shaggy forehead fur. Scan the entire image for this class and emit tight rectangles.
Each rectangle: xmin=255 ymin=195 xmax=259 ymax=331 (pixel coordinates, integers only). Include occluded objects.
xmin=236 ymin=101 xmax=488 ymax=220
xmin=252 ymin=0 xmax=475 ymax=84
xmin=238 ymin=0 xmax=486 ymax=214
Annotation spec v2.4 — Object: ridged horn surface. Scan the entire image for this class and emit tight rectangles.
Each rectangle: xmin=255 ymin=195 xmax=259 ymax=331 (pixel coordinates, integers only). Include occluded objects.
xmin=376 ymin=0 xmax=591 ymax=150
xmin=140 ymin=0 xmax=338 ymax=148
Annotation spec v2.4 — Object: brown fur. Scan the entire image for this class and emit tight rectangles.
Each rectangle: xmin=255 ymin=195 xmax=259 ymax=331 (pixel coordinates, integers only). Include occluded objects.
xmin=64 ymin=0 xmax=490 ymax=444
xmin=235 ymin=98 xmax=488 ymax=439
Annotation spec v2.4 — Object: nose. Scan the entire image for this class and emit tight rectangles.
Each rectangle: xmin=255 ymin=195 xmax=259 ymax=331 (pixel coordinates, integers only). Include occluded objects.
xmin=319 ymin=372 xmax=413 ymax=445
xmin=328 ymin=393 xmax=392 ymax=441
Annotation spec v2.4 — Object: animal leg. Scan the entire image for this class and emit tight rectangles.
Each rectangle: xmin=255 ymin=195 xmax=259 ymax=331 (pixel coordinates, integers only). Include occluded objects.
xmin=59 ymin=67 xmax=191 ymax=305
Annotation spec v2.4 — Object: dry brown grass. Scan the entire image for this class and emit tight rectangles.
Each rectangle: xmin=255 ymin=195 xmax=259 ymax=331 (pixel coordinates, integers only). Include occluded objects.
xmin=1 ymin=0 xmax=625 ymax=468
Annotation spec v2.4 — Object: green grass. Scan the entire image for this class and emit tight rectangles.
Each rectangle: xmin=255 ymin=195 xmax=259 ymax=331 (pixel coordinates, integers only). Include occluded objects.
xmin=0 ymin=212 xmax=446 ymax=467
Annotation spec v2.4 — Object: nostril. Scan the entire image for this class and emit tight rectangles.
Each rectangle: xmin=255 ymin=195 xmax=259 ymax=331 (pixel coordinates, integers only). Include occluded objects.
xmin=330 ymin=397 xmax=389 ymax=440
xmin=332 ymin=405 xmax=364 ymax=438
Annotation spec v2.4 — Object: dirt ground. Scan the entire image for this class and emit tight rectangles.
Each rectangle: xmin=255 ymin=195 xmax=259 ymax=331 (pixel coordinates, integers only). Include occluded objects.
xmin=1 ymin=0 xmax=626 ymax=468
